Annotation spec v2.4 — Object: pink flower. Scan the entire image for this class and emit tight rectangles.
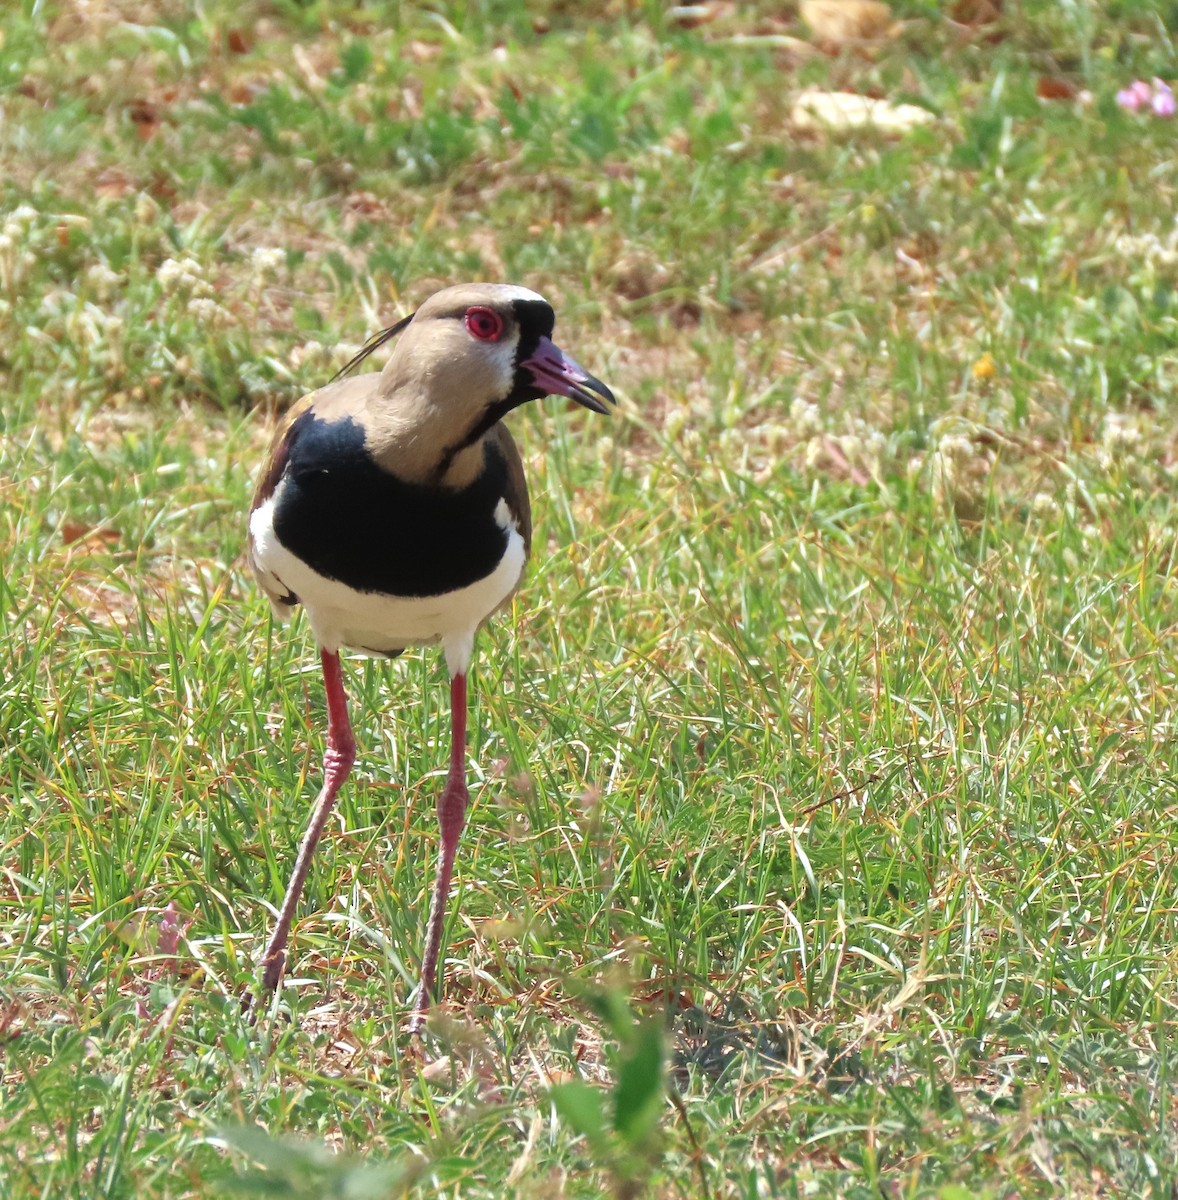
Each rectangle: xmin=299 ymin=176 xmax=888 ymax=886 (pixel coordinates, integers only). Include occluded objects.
xmin=1152 ymin=79 xmax=1175 ymax=116
xmin=1117 ymin=79 xmax=1153 ymax=110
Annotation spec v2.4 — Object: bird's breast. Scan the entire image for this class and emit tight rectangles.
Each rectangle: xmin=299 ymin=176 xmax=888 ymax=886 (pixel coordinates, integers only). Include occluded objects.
xmin=248 ymin=409 xmax=528 ymax=656
xmin=269 ymin=410 xmax=518 ymax=598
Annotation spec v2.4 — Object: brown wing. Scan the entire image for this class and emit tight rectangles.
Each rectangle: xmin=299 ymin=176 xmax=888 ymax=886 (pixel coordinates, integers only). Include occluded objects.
xmin=489 ymin=421 xmax=532 ymax=557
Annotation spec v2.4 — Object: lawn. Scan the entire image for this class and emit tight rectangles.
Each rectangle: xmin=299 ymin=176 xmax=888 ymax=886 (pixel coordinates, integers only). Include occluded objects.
xmin=3 ymin=0 xmax=1178 ymax=1195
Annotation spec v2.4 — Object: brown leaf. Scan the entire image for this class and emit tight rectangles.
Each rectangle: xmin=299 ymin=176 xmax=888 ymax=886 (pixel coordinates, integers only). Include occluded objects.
xmin=405 ymin=40 xmax=441 ymax=64
xmin=61 ymin=518 xmax=120 ymax=547
xmin=226 ymin=27 xmax=252 ymax=54
xmin=228 ymin=81 xmax=263 ymax=105
xmin=128 ymin=100 xmax=160 ymax=140
xmin=801 ymin=0 xmax=900 ymax=44
xmin=951 ymin=0 xmax=1003 ymax=26
xmin=421 ymin=1055 xmax=453 ymax=1081
xmin=149 ymin=174 xmax=177 ymax=203
xmin=95 ymin=169 xmax=135 ymax=200
xmin=1036 ymin=75 xmax=1078 ymax=101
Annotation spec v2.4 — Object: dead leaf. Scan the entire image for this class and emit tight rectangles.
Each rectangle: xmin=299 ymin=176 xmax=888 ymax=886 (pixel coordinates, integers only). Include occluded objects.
xmin=228 ymin=80 xmax=266 ymax=106
xmin=128 ymin=100 xmax=160 ymax=140
xmin=61 ymin=519 xmax=119 ymax=546
xmin=950 ymin=0 xmax=1003 ymax=27
xmin=291 ymin=44 xmax=327 ymax=92
xmin=1036 ymin=75 xmax=1078 ymax=101
xmin=790 ymin=89 xmax=936 ymax=134
xmin=421 ymin=1055 xmax=453 ymax=1081
xmin=95 ymin=168 xmax=136 ymax=200
xmin=405 ymin=40 xmax=441 ymax=63
xmin=800 ymin=0 xmax=900 ymax=44
xmin=226 ymin=27 xmax=252 ymax=54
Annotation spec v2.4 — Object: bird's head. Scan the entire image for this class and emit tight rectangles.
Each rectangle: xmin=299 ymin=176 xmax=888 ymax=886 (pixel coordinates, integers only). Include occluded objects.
xmin=384 ymin=282 xmax=615 ymax=425
xmin=329 ymin=283 xmax=615 ymax=484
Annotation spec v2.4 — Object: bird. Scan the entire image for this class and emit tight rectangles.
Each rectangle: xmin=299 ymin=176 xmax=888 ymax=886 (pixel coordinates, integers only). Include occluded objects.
xmin=247 ymin=282 xmax=615 ymax=1032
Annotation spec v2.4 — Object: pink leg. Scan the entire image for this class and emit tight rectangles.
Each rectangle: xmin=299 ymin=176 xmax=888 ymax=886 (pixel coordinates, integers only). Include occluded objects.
xmin=260 ymin=649 xmax=356 ymax=993
xmin=408 ymin=672 xmax=469 ymax=1033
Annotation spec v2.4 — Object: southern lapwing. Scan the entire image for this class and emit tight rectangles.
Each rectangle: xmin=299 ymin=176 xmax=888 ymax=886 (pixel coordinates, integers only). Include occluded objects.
xmin=247 ymin=283 xmax=614 ymax=1030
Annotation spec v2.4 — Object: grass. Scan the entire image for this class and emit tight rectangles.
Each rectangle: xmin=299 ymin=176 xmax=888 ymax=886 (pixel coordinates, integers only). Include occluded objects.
xmin=3 ymin=0 xmax=1178 ymax=1194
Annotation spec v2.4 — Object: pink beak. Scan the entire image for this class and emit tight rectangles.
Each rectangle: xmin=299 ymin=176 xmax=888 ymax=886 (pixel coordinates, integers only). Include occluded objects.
xmin=520 ymin=337 xmax=616 ymax=415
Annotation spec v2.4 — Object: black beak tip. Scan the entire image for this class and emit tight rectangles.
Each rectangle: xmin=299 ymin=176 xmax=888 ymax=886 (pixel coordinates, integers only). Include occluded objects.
xmin=579 ymin=374 xmax=617 ymax=413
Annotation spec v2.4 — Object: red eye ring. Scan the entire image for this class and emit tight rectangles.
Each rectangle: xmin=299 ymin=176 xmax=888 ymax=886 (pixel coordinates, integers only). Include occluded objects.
xmin=464 ymin=306 xmax=504 ymax=342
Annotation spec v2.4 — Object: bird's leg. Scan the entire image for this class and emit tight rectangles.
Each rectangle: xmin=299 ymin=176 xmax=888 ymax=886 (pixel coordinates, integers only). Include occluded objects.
xmin=409 ymin=671 xmax=469 ymax=1033
xmin=259 ymin=649 xmax=356 ymax=994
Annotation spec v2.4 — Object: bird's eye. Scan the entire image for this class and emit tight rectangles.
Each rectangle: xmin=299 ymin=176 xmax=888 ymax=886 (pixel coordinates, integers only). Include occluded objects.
xmin=464 ymin=306 xmax=504 ymax=342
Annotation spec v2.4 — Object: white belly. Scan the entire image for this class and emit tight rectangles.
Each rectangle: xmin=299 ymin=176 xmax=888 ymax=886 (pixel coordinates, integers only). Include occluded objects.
xmin=249 ymin=493 xmax=526 ymax=675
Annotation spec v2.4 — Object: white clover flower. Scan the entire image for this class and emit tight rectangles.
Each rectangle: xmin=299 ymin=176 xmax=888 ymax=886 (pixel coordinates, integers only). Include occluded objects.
xmin=1115 ymin=229 xmax=1178 ymax=269
xmin=290 ymin=341 xmax=334 ymax=371
xmin=1096 ymin=411 xmax=1142 ymax=470
xmin=250 ymin=246 xmax=286 ymax=276
xmin=157 ymin=256 xmax=208 ymax=296
xmin=1031 ymin=492 xmax=1061 ymax=519
xmin=187 ymin=297 xmax=232 ymax=327
xmin=156 ymin=258 xmax=189 ymax=292
xmin=749 ymin=421 xmax=790 ymax=455
xmin=86 ymin=262 xmax=122 ymax=301
xmin=936 ymin=433 xmax=978 ymax=464
xmin=1100 ymin=411 xmax=1141 ymax=451
xmin=239 ymin=362 xmax=278 ymax=399
xmin=789 ymin=397 xmax=823 ymax=439
xmin=663 ymin=407 xmax=689 ymax=441
xmin=929 ymin=427 xmax=993 ymax=514
xmin=717 ymin=426 xmax=744 ymax=457
xmin=6 ymin=204 xmax=39 ymax=229
xmin=66 ymin=304 xmax=107 ymax=347
xmin=38 ymin=289 xmax=69 ymax=318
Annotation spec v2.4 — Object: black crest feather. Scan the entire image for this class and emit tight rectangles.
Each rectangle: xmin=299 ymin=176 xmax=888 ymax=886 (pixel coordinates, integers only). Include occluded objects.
xmin=329 ymin=311 xmax=416 ymax=383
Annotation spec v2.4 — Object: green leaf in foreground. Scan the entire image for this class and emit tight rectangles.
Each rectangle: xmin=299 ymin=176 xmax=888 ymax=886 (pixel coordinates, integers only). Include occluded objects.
xmin=216 ymin=1125 xmax=424 ymax=1199
xmin=550 ymin=1080 xmax=610 ymax=1156
xmin=611 ymin=1020 xmax=665 ymax=1151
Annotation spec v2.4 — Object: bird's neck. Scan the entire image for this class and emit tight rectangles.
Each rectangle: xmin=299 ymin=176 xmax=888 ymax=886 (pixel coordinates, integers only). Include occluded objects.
xmin=363 ymin=396 xmax=489 ymax=490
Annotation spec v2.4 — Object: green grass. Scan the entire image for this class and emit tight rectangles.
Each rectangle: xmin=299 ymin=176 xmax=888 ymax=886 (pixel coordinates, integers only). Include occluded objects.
xmin=3 ymin=0 xmax=1178 ymax=1195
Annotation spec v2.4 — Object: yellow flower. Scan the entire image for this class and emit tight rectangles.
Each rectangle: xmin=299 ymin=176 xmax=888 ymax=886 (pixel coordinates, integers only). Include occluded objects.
xmin=971 ymin=352 xmax=996 ymax=381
